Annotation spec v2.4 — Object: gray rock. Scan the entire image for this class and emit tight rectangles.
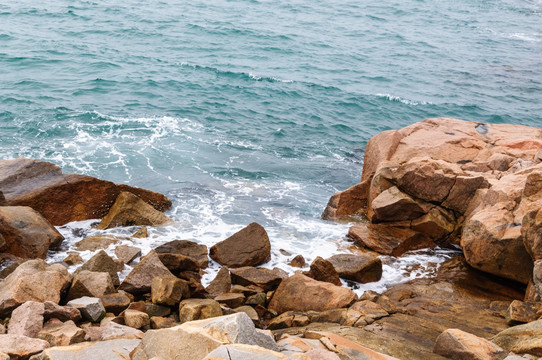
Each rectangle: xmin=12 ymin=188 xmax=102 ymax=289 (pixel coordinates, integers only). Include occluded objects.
xmin=66 ymin=297 xmax=106 ymax=323
xmin=203 ymin=344 xmax=287 ymax=359
xmin=30 ymin=338 xmax=140 ymax=360
xmin=131 ymin=312 xmax=279 ymax=360
xmin=8 ymin=301 xmax=45 ymax=338
xmin=100 ymin=322 xmax=144 ymax=341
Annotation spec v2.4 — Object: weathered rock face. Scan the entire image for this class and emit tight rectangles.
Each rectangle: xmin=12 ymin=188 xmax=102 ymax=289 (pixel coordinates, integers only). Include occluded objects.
xmin=461 ymin=166 xmax=542 ymax=284
xmin=492 ymin=319 xmax=542 ymax=356
xmin=328 ymin=253 xmax=382 ymax=284
xmin=206 ymin=266 xmax=231 ymax=299
xmin=0 ymin=158 xmax=171 ymax=226
xmin=0 ymin=206 xmax=64 ymax=259
xmin=0 ymin=260 xmax=72 ymax=317
xmin=74 ymin=235 xmax=121 ymax=252
xmin=151 ymin=276 xmax=189 ymax=306
xmin=97 ymin=191 xmax=173 ymax=230
xmin=38 ymin=320 xmax=86 ymax=347
xmin=66 ymin=297 xmax=106 ymax=323
xmin=67 ymin=270 xmax=115 ymax=301
xmin=114 ymin=245 xmax=141 ymax=264
xmin=0 ymin=334 xmax=49 ymax=359
xmin=433 ymin=328 xmax=505 ymax=360
xmin=77 ymin=250 xmax=120 ymax=286
xmin=33 ymin=338 xmax=141 ymax=360
xmin=307 ymin=257 xmax=342 ymax=286
xmin=324 ymin=118 xmax=542 ymax=284
xmin=268 ymin=274 xmax=356 ymax=314
xmin=210 ymin=223 xmax=271 ymax=268
xmin=178 ymin=299 xmax=223 ymax=323
xmin=118 ymin=250 xmax=174 ymax=295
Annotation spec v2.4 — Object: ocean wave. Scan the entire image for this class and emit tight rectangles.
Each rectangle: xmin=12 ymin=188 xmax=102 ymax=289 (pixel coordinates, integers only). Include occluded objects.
xmin=178 ymin=62 xmax=294 ymax=83
xmin=375 ymin=93 xmax=432 ymax=106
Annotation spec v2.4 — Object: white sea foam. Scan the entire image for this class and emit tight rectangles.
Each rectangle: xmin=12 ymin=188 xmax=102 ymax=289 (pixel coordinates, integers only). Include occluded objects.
xmin=375 ymin=93 xmax=431 ymax=106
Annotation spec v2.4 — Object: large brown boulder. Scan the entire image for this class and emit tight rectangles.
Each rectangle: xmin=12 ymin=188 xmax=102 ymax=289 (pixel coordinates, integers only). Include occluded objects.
xmin=307 ymin=256 xmax=342 ymax=286
xmin=76 ymin=250 xmax=120 ymax=286
xmin=209 ymin=223 xmax=271 ymax=268
xmin=492 ymin=319 xmax=542 ymax=356
xmin=97 ymin=191 xmax=173 ymax=229
xmin=229 ymin=267 xmax=283 ymax=291
xmin=268 ymin=273 xmax=356 ymax=313
xmin=433 ymin=328 xmax=505 ymax=360
xmin=328 ymin=253 xmax=382 ymax=284
xmin=0 ymin=206 xmax=63 ymax=259
xmin=0 ymin=158 xmax=171 ymax=225
xmin=66 ymin=270 xmax=116 ymax=301
xmin=155 ymin=240 xmax=209 ymax=269
xmin=0 ymin=260 xmax=72 ymax=317
xmin=119 ymin=250 xmax=175 ymax=295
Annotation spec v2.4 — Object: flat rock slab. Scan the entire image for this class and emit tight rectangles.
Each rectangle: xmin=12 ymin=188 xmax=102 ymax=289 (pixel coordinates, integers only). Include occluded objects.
xmin=0 ymin=158 xmax=171 ymax=226
xmin=230 ymin=267 xmax=283 ymax=291
xmin=0 ymin=334 xmax=49 ymax=359
xmin=31 ymin=338 xmax=141 ymax=360
xmin=155 ymin=240 xmax=209 ymax=269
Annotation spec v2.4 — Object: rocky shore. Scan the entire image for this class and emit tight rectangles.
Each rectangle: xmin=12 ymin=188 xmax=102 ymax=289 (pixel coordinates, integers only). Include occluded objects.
xmin=1 ymin=118 xmax=542 ymax=359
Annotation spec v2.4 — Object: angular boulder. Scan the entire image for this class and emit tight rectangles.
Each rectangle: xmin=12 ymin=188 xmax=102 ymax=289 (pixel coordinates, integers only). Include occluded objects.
xmin=76 ymin=250 xmax=120 ymax=286
xmin=209 ymin=223 xmax=271 ymax=268
xmin=0 ymin=158 xmax=171 ymax=226
xmin=492 ymin=319 xmax=542 ymax=356
xmin=123 ymin=310 xmax=150 ymax=330
xmin=74 ymin=235 xmax=120 ymax=252
xmin=505 ymin=300 xmax=542 ymax=325
xmin=203 ymin=344 xmax=287 ymax=360
xmin=38 ymin=320 xmax=86 ymax=347
xmin=205 ymin=266 xmax=231 ymax=299
xmin=0 ymin=260 xmax=72 ymax=317
xmin=328 ymin=253 xmax=382 ymax=284
xmin=230 ymin=267 xmax=283 ymax=291
xmin=99 ymin=293 xmax=131 ymax=315
xmin=154 ymin=240 xmax=209 ymax=269
xmin=131 ymin=312 xmax=278 ymax=360
xmin=114 ymin=245 xmax=141 ymax=264
xmin=67 ymin=270 xmax=115 ymax=301
xmin=268 ymin=274 xmax=356 ymax=313
xmin=151 ymin=276 xmax=189 ymax=306
xmin=66 ymin=297 xmax=106 ymax=323
xmin=118 ymin=250 xmax=174 ymax=295
xmin=0 ymin=206 xmax=63 ymax=259
xmin=43 ymin=302 xmax=81 ymax=322
xmin=8 ymin=301 xmax=45 ymax=338
xmin=97 ymin=191 xmax=173 ymax=230
xmin=307 ymin=256 xmax=342 ymax=286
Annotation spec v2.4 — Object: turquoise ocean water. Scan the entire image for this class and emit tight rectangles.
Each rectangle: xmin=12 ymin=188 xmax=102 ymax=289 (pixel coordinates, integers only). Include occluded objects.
xmin=1 ymin=0 xmax=541 ymax=291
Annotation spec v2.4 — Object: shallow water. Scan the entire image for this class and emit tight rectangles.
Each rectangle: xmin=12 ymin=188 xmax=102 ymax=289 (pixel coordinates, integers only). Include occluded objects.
xmin=1 ymin=0 xmax=540 ymax=292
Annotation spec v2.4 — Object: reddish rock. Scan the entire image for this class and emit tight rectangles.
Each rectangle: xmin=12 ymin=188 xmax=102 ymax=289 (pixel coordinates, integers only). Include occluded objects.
xmin=97 ymin=191 xmax=173 ymax=230
xmin=63 ymin=253 xmax=83 ymax=266
xmin=370 ymin=186 xmax=428 ymax=223
xmin=0 ymin=206 xmax=63 ymax=259
xmin=209 ymin=223 xmax=271 ymax=268
xmin=38 ymin=320 xmax=86 ymax=346
xmin=123 ymin=309 xmax=150 ymax=329
xmin=322 ymin=182 xmax=369 ymax=220
xmin=155 ymin=240 xmax=209 ymax=269
xmin=0 ymin=158 xmax=171 ymax=226
xmin=328 ymin=253 xmax=382 ymax=284
xmin=0 ymin=334 xmax=49 ymax=359
xmin=0 ymin=260 xmax=72 ymax=317
xmin=178 ymin=299 xmax=223 ymax=323
xmin=8 ymin=301 xmax=45 ymax=338
xmin=347 ymin=223 xmax=435 ymax=257
xmin=206 ymin=266 xmax=231 ymax=299
xmin=215 ymin=293 xmax=246 ymax=309
xmin=43 ymin=301 xmax=82 ymax=322
xmin=119 ymin=250 xmax=175 ymax=295
xmin=100 ymin=293 xmax=131 ymax=315
xmin=505 ymin=300 xmax=542 ymax=325
xmin=289 ymin=255 xmax=306 ymax=268
xmin=115 ymin=245 xmax=142 ymax=264
xmin=230 ymin=267 xmax=283 ymax=291
xmin=268 ymin=274 xmax=356 ymax=314
xmin=307 ymin=257 xmax=341 ymax=286
xmin=150 ymin=316 xmax=178 ymax=329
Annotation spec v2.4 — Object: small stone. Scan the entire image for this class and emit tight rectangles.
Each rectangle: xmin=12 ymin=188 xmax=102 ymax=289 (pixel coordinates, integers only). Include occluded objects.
xmin=43 ymin=301 xmax=82 ymax=322
xmin=123 ymin=309 xmax=150 ymax=329
xmin=63 ymin=253 xmax=83 ymax=266
xmin=290 ymin=255 xmax=306 ymax=268
xmin=132 ymin=227 xmax=148 ymax=238
xmin=77 ymin=250 xmax=120 ymax=286
xmin=246 ymin=292 xmax=266 ymax=306
xmin=233 ymin=305 xmax=261 ymax=327
xmin=75 ymin=235 xmax=121 ymax=251
xmin=67 ymin=297 xmax=106 ymax=323
xmin=115 ymin=245 xmax=142 ymax=264
xmin=506 ymin=300 xmax=542 ymax=325
xmin=155 ymin=240 xmax=209 ymax=269
xmin=230 ymin=267 xmax=283 ymax=291
xmin=151 ymin=276 xmax=189 ymax=306
xmin=145 ymin=303 xmax=171 ymax=318
xmin=328 ymin=253 xmax=383 ymax=284
xmin=100 ymin=321 xmax=144 ymax=340
xmin=119 ymin=250 xmax=175 ymax=295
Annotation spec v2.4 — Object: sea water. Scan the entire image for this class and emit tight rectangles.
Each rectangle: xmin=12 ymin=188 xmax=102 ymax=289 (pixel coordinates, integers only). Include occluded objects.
xmin=1 ymin=0 xmax=541 ymax=294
